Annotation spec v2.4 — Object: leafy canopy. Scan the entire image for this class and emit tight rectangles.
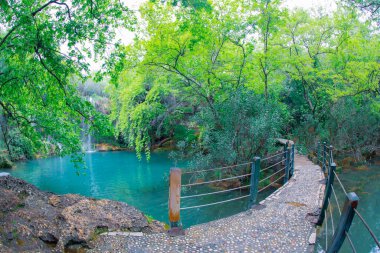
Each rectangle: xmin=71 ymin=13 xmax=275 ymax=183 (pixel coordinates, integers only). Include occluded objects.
xmin=0 ymin=0 xmax=135 ymax=161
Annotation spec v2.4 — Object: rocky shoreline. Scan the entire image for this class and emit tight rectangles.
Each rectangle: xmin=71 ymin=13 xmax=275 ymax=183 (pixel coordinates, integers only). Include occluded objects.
xmin=0 ymin=175 xmax=165 ymax=252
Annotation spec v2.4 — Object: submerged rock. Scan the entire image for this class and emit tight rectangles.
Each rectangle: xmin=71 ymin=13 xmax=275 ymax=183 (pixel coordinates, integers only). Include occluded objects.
xmin=0 ymin=176 xmax=165 ymax=252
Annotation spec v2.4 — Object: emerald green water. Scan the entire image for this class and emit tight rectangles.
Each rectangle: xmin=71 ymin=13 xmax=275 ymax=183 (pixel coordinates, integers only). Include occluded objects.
xmin=0 ymin=151 xmax=255 ymax=228
xmin=316 ymin=158 xmax=380 ymax=253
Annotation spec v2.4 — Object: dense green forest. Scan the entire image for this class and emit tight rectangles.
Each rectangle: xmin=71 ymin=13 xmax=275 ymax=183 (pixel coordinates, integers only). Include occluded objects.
xmin=0 ymin=0 xmax=379 ymax=169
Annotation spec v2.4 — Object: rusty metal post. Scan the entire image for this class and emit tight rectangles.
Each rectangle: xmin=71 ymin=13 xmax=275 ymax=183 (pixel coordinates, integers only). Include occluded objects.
xmin=168 ymin=168 xmax=184 ymax=236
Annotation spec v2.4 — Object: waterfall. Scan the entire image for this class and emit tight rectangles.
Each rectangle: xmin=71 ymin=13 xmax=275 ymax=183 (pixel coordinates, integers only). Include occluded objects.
xmin=82 ymin=97 xmax=96 ymax=153
xmin=85 ymin=124 xmax=95 ymax=153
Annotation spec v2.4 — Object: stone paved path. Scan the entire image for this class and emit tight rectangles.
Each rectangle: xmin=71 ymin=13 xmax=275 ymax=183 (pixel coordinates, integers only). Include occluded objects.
xmin=90 ymin=155 xmax=324 ymax=253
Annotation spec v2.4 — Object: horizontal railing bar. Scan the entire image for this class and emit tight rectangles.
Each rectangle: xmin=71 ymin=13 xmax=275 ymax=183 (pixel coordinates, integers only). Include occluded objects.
xmin=345 ymin=231 xmax=358 ymax=253
xmin=180 ymin=184 xmax=250 ymax=199
xmin=325 ymin=210 xmax=328 ymax=251
xmin=331 ymin=185 xmax=342 ymax=215
xmin=353 ymin=209 xmax=380 ymax=248
xmin=181 ymin=161 xmax=253 ymax=175
xmin=258 ymin=174 xmax=285 ymax=193
xmin=259 ymin=168 xmax=285 ymax=184
xmin=261 ymin=151 xmax=286 ymax=161
xmin=333 ymin=171 xmax=348 ymax=195
xmin=180 ymin=194 xmax=250 ymax=210
xmin=182 ymin=173 xmax=251 ymax=187
xmin=328 ymin=198 xmax=335 ymax=235
xmin=261 ymin=159 xmax=286 ymax=173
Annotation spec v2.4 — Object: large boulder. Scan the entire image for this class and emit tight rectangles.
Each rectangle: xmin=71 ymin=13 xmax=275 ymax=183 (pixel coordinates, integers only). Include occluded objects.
xmin=0 ymin=176 xmax=165 ymax=252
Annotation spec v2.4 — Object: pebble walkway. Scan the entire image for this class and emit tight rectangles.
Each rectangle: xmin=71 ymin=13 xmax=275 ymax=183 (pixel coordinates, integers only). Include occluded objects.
xmin=91 ymin=154 xmax=324 ymax=253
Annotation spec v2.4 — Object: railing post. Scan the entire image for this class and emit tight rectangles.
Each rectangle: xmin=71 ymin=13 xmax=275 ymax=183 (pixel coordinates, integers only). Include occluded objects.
xmin=317 ymin=141 xmax=321 ymax=163
xmin=283 ymin=141 xmax=288 ymax=161
xmin=322 ymin=142 xmax=327 ymax=173
xmin=317 ymin=163 xmax=336 ymax=225
xmin=290 ymin=144 xmax=295 ymax=178
xmin=168 ymin=168 xmax=184 ymax=236
xmin=284 ymin=146 xmax=290 ymax=183
xmin=329 ymin=145 xmax=333 ymax=164
xmin=327 ymin=192 xmax=359 ymax=253
xmin=249 ymin=157 xmax=260 ymax=208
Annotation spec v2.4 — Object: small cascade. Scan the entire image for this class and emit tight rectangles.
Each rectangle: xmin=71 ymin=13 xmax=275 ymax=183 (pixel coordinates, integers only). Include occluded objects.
xmin=81 ymin=97 xmax=96 ymax=153
xmin=84 ymin=126 xmax=96 ymax=153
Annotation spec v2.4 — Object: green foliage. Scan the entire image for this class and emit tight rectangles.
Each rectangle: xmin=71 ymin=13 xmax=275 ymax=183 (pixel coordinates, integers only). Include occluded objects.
xmin=150 ymin=0 xmax=212 ymax=11
xmin=0 ymin=0 xmax=134 ymax=163
xmin=176 ymin=89 xmax=287 ymax=169
xmin=0 ymin=152 xmax=13 ymax=168
xmin=1 ymin=0 xmax=378 ymax=167
xmin=328 ymin=97 xmax=380 ymax=159
xmin=107 ymin=0 xmax=379 ymax=165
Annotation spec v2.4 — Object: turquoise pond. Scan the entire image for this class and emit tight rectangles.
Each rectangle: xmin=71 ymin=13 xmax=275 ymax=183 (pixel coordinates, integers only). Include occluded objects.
xmin=0 ymin=151 xmax=268 ymax=228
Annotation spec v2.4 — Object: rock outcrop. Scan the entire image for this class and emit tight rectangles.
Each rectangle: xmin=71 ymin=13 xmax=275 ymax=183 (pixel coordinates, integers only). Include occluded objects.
xmin=0 ymin=176 xmax=165 ymax=252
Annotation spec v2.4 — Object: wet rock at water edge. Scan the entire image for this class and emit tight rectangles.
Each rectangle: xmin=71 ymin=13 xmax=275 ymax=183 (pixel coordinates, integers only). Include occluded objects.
xmin=0 ymin=176 xmax=166 ymax=252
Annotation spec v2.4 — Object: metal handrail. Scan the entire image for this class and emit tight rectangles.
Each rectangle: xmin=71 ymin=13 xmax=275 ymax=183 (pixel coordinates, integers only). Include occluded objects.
xmin=258 ymin=174 xmax=285 ymax=193
xmin=182 ymin=173 xmax=251 ymax=187
xmin=314 ymin=142 xmax=379 ymax=252
xmin=168 ymin=141 xmax=296 ymax=234
xmin=180 ymin=194 xmax=250 ymax=210
xmin=333 ymin=170 xmax=348 ymax=195
xmin=260 ymin=159 xmax=285 ymax=173
xmin=353 ymin=209 xmax=380 ymax=248
xmin=325 ymin=209 xmax=328 ymax=251
xmin=261 ymin=151 xmax=286 ymax=161
xmin=259 ymin=167 xmax=285 ymax=184
xmin=345 ymin=231 xmax=358 ymax=253
xmin=182 ymin=161 xmax=253 ymax=175
xmin=328 ymin=198 xmax=335 ymax=234
xmin=180 ymin=184 xmax=250 ymax=199
xmin=331 ymin=185 xmax=342 ymax=215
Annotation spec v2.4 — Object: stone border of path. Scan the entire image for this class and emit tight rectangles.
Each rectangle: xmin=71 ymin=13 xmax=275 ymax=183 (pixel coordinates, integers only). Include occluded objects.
xmin=91 ymin=154 xmax=326 ymax=253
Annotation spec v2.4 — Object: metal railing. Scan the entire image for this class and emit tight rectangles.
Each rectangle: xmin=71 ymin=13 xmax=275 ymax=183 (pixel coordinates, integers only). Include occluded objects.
xmin=314 ymin=142 xmax=380 ymax=253
xmin=167 ymin=141 xmax=295 ymax=236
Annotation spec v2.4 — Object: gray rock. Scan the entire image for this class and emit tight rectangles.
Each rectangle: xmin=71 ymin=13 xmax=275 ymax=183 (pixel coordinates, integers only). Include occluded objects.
xmin=0 ymin=176 xmax=165 ymax=252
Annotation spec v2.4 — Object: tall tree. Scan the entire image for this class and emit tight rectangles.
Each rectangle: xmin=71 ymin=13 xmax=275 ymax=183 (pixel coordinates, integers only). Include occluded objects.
xmin=254 ymin=0 xmax=284 ymax=100
xmin=0 ymin=1 xmax=134 ymax=159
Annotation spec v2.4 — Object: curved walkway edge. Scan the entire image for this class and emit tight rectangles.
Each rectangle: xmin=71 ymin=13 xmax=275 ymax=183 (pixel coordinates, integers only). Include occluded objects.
xmin=91 ymin=154 xmax=324 ymax=253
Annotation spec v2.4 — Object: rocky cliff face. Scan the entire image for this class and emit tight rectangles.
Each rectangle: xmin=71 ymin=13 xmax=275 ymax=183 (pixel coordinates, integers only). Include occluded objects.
xmin=0 ymin=176 xmax=165 ymax=252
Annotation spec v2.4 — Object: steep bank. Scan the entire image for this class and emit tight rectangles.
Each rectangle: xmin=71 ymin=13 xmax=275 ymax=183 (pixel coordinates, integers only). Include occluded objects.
xmin=0 ymin=175 xmax=165 ymax=252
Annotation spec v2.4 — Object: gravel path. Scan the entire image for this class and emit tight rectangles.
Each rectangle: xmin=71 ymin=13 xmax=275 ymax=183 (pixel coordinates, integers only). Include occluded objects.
xmin=90 ymin=155 xmax=324 ymax=253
